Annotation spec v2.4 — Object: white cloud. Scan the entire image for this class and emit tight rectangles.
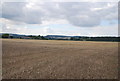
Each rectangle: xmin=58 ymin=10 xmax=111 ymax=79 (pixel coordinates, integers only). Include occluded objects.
xmin=2 ymin=2 xmax=118 ymax=27
xmin=1 ymin=2 xmax=118 ymax=36
xmin=1 ymin=0 xmax=119 ymax=2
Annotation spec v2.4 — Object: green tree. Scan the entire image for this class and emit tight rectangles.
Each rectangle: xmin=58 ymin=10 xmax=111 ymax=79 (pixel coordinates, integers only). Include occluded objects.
xmin=2 ymin=34 xmax=9 ymax=38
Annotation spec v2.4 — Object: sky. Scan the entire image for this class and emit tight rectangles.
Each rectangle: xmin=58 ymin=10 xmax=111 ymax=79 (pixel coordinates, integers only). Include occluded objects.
xmin=0 ymin=0 xmax=119 ymax=36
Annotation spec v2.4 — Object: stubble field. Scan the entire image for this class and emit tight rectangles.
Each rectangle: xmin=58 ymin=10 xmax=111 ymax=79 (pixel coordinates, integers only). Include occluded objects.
xmin=2 ymin=39 xmax=118 ymax=79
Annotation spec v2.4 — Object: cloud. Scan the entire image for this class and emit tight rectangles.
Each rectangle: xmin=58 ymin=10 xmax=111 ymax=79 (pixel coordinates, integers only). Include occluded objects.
xmin=0 ymin=18 xmax=28 ymax=34
xmin=2 ymin=2 xmax=26 ymax=21
xmin=2 ymin=2 xmax=117 ymax=28
xmin=67 ymin=15 xmax=101 ymax=27
xmin=2 ymin=23 xmax=28 ymax=34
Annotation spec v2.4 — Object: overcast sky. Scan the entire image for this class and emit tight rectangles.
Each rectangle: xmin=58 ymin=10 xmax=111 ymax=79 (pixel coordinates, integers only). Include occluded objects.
xmin=0 ymin=1 xmax=119 ymax=36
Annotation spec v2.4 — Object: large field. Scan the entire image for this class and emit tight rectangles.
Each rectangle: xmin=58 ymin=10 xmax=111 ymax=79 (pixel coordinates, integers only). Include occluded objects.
xmin=2 ymin=39 xmax=118 ymax=79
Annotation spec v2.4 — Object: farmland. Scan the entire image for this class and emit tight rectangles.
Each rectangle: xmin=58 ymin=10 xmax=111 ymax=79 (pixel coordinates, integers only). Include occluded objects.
xmin=2 ymin=39 xmax=118 ymax=79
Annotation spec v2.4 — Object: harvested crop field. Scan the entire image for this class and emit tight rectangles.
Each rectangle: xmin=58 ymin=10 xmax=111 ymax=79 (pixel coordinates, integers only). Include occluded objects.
xmin=2 ymin=39 xmax=118 ymax=79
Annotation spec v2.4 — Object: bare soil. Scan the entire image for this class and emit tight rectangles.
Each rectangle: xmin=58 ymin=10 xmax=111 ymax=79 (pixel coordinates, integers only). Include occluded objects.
xmin=2 ymin=39 xmax=118 ymax=79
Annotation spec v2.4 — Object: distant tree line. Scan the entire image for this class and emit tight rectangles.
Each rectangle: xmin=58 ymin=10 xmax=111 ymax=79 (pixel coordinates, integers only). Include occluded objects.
xmin=70 ymin=37 xmax=120 ymax=42
xmin=1 ymin=34 xmax=48 ymax=40
xmin=1 ymin=33 xmax=120 ymax=42
xmin=1 ymin=34 xmax=10 ymax=38
xmin=27 ymin=35 xmax=48 ymax=40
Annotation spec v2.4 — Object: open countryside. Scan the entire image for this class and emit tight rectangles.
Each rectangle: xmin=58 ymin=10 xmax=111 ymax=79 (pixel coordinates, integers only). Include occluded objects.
xmin=2 ymin=39 xmax=118 ymax=79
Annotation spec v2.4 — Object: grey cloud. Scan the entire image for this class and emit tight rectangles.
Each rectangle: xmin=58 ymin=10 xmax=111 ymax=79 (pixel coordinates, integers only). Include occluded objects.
xmin=2 ymin=2 xmax=42 ymax=24
xmin=67 ymin=15 xmax=101 ymax=27
xmin=2 ymin=2 xmax=118 ymax=27
xmin=2 ymin=2 xmax=26 ymax=20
